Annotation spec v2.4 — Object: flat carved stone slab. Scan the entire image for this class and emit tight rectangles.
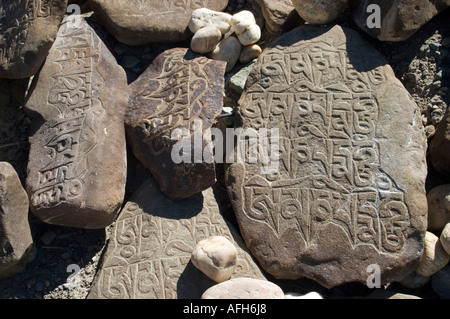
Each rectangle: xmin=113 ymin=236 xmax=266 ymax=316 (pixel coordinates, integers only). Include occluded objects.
xmin=88 ymin=178 xmax=266 ymax=299
xmin=226 ymin=25 xmax=428 ymax=288
xmin=25 ymin=17 xmax=128 ymax=229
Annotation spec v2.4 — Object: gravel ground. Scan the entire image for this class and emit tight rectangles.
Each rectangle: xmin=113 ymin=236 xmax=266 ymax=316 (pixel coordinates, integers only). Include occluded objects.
xmin=0 ymin=1 xmax=448 ymax=299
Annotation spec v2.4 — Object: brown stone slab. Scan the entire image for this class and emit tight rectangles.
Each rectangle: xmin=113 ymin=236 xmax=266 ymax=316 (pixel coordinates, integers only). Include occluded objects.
xmin=0 ymin=0 xmax=68 ymax=79
xmin=0 ymin=162 xmax=34 ymax=280
xmin=89 ymin=0 xmax=229 ymax=45
xmin=87 ymin=177 xmax=266 ymax=299
xmin=25 ymin=17 xmax=128 ymax=229
xmin=225 ymin=25 xmax=428 ymax=288
xmin=126 ymin=48 xmax=225 ymax=199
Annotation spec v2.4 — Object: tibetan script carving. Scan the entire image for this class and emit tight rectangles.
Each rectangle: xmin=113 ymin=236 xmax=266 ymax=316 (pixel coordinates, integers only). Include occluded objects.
xmin=25 ymin=17 xmax=128 ymax=229
xmin=88 ymin=178 xmax=266 ymax=299
xmin=226 ymin=25 xmax=428 ymax=288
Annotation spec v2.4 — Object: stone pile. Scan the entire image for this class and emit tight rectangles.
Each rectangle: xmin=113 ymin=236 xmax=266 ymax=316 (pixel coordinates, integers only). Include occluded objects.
xmin=0 ymin=0 xmax=449 ymax=300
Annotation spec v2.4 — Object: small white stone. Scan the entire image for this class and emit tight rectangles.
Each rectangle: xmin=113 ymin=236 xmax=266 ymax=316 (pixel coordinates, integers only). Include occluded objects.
xmin=230 ymin=10 xmax=261 ymax=46
xmin=201 ymin=278 xmax=285 ymax=299
xmin=191 ymin=236 xmax=237 ymax=283
xmin=190 ymin=26 xmax=222 ymax=54
xmin=440 ymin=223 xmax=450 ymax=255
xmin=416 ymin=231 xmax=450 ymax=277
xmin=239 ymin=44 xmax=262 ymax=64
xmin=189 ymin=8 xmax=232 ymax=34
xmin=285 ymin=292 xmax=323 ymax=299
xmin=209 ymin=36 xmax=242 ymax=73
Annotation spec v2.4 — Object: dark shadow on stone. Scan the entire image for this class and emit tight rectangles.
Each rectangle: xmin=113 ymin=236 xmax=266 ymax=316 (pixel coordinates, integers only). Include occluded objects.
xmin=177 ymin=260 xmax=216 ymax=299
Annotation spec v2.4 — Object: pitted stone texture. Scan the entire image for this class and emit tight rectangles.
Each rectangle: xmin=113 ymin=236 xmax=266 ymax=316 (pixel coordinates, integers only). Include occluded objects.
xmin=292 ymin=0 xmax=349 ymax=25
xmin=248 ymin=0 xmax=296 ymax=35
xmin=89 ymin=0 xmax=228 ymax=45
xmin=25 ymin=17 xmax=128 ymax=229
xmin=87 ymin=178 xmax=266 ymax=299
xmin=225 ymin=25 xmax=428 ymax=288
xmin=427 ymin=184 xmax=450 ymax=232
xmin=126 ymin=48 xmax=225 ymax=199
xmin=0 ymin=0 xmax=68 ymax=79
xmin=350 ymin=0 xmax=450 ymax=42
xmin=429 ymin=108 xmax=450 ymax=178
xmin=0 ymin=162 xmax=34 ymax=280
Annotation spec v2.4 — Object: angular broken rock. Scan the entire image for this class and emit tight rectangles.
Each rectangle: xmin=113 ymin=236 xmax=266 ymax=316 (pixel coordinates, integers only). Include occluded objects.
xmin=0 ymin=162 xmax=34 ymax=280
xmin=225 ymin=25 xmax=428 ymax=288
xmin=25 ymin=17 xmax=128 ymax=229
xmin=87 ymin=178 xmax=266 ymax=299
xmin=89 ymin=0 xmax=229 ymax=45
xmin=0 ymin=0 xmax=68 ymax=79
xmin=350 ymin=0 xmax=450 ymax=42
xmin=126 ymin=48 xmax=225 ymax=199
xmin=429 ymin=107 xmax=450 ymax=178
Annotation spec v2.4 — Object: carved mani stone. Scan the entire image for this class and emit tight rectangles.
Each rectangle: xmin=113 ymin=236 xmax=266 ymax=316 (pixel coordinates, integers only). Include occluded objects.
xmin=0 ymin=0 xmax=68 ymax=79
xmin=89 ymin=0 xmax=229 ymax=45
xmin=126 ymin=48 xmax=226 ymax=199
xmin=25 ymin=17 xmax=128 ymax=229
xmin=87 ymin=177 xmax=266 ymax=299
xmin=225 ymin=25 xmax=428 ymax=288
xmin=0 ymin=162 xmax=34 ymax=280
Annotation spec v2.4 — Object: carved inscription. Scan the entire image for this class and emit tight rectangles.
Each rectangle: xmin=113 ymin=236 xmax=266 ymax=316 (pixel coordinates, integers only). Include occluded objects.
xmin=116 ymin=0 xmax=205 ymax=12
xmin=30 ymin=21 xmax=105 ymax=209
xmin=90 ymin=180 xmax=264 ymax=299
xmin=0 ymin=0 xmax=54 ymax=64
xmin=238 ymin=37 xmax=410 ymax=255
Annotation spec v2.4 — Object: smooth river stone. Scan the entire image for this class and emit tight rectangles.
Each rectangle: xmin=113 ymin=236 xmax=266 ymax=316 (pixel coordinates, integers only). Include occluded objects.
xmin=225 ymin=25 xmax=428 ymax=288
xmin=89 ymin=0 xmax=229 ymax=45
xmin=87 ymin=177 xmax=266 ymax=299
xmin=25 ymin=17 xmax=128 ymax=229
xmin=126 ymin=48 xmax=225 ymax=199
xmin=0 ymin=0 xmax=68 ymax=79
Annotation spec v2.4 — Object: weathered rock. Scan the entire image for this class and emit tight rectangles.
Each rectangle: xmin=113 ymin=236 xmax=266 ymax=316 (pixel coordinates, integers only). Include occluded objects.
xmin=189 ymin=8 xmax=232 ymax=34
xmin=440 ymin=223 xmax=450 ymax=255
xmin=431 ymin=266 xmax=450 ymax=299
xmin=239 ymin=44 xmax=263 ymax=64
xmin=190 ymin=26 xmax=222 ymax=54
xmin=191 ymin=236 xmax=238 ymax=283
xmin=87 ymin=178 xmax=266 ymax=299
xmin=366 ymin=290 xmax=422 ymax=299
xmin=427 ymin=184 xmax=450 ymax=232
xmin=284 ymin=292 xmax=323 ymax=299
xmin=350 ymin=0 xmax=450 ymax=42
xmin=292 ymin=0 xmax=349 ymax=25
xmin=25 ymin=17 xmax=128 ymax=229
xmin=0 ymin=162 xmax=34 ymax=280
xmin=429 ymin=108 xmax=450 ymax=178
xmin=126 ymin=48 xmax=225 ymax=199
xmin=231 ymin=11 xmax=261 ymax=46
xmin=210 ymin=36 xmax=242 ymax=73
xmin=397 ymin=271 xmax=430 ymax=289
xmin=416 ymin=232 xmax=449 ymax=277
xmin=89 ymin=0 xmax=229 ymax=45
xmin=0 ymin=0 xmax=68 ymax=79
xmin=201 ymin=277 xmax=284 ymax=299
xmin=248 ymin=0 xmax=296 ymax=35
xmin=226 ymin=25 xmax=428 ymax=288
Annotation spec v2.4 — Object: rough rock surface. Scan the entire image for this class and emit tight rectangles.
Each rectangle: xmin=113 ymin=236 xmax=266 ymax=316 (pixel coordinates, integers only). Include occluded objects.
xmin=25 ymin=17 xmax=128 ymax=229
xmin=350 ymin=0 xmax=450 ymax=42
xmin=292 ymin=0 xmax=348 ymax=25
xmin=226 ymin=24 xmax=428 ymax=288
xmin=87 ymin=178 xmax=265 ymax=299
xmin=429 ymin=107 xmax=450 ymax=178
xmin=126 ymin=48 xmax=225 ymax=199
xmin=248 ymin=0 xmax=296 ymax=35
xmin=0 ymin=0 xmax=69 ymax=79
xmin=0 ymin=162 xmax=34 ymax=280
xmin=427 ymin=184 xmax=450 ymax=232
xmin=89 ymin=0 xmax=229 ymax=45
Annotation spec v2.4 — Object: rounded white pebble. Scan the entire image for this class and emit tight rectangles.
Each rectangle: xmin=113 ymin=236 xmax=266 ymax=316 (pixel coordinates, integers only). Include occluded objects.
xmin=230 ymin=10 xmax=261 ymax=46
xmin=416 ymin=231 xmax=450 ymax=277
xmin=239 ymin=44 xmax=262 ymax=64
xmin=189 ymin=8 xmax=232 ymax=34
xmin=209 ymin=36 xmax=242 ymax=73
xmin=191 ymin=236 xmax=237 ymax=283
xmin=190 ymin=26 xmax=222 ymax=54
